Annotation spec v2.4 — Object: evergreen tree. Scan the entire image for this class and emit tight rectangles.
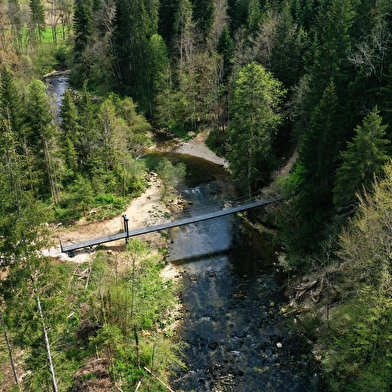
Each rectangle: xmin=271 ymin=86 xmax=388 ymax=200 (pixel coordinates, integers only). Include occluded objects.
xmin=217 ymin=25 xmax=234 ymax=83
xmin=78 ymin=87 xmax=96 ymax=174
xmin=27 ymin=80 xmax=61 ymax=203
xmin=192 ymin=0 xmax=215 ymax=42
xmin=323 ymin=162 xmax=392 ymax=391
xmin=60 ymin=88 xmax=79 ymax=174
xmin=271 ymin=0 xmax=308 ymax=88
xmin=0 ymin=106 xmax=62 ymax=392
xmin=247 ymin=0 xmax=263 ymax=36
xmin=29 ymin=0 xmax=46 ymax=42
xmin=158 ymin=0 xmax=177 ymax=44
xmin=146 ymin=34 xmax=169 ymax=118
xmin=229 ymin=62 xmax=286 ymax=195
xmin=111 ymin=0 xmax=160 ymax=112
xmin=73 ymin=0 xmax=95 ymax=58
xmin=334 ymin=108 xmax=390 ymax=214
xmin=173 ymin=0 xmax=194 ymax=65
xmin=292 ymin=81 xmax=340 ymax=248
xmin=0 ymin=66 xmax=25 ymax=143
xmin=309 ymin=0 xmax=354 ymax=104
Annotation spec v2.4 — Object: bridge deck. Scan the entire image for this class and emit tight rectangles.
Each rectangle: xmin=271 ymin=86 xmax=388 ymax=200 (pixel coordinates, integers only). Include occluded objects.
xmin=61 ymin=198 xmax=277 ymax=253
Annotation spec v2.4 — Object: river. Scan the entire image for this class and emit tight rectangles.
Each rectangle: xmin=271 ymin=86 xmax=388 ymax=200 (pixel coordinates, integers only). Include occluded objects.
xmin=146 ymin=153 xmax=319 ymax=392
xmin=47 ymin=76 xmax=319 ymax=392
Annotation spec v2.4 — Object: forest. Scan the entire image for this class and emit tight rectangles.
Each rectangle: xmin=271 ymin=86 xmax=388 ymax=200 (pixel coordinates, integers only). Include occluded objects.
xmin=1 ymin=0 xmax=392 ymax=390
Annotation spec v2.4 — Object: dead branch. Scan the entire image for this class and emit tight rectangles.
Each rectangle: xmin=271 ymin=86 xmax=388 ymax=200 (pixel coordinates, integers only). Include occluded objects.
xmin=134 ymin=377 xmax=144 ymax=392
xmin=144 ymin=367 xmax=175 ymax=392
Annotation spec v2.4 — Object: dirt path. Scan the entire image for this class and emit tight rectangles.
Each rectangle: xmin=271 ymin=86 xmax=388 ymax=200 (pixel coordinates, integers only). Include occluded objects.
xmin=272 ymin=149 xmax=299 ymax=179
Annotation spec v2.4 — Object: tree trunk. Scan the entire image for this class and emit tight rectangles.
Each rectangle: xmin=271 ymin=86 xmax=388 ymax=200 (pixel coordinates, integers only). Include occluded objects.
xmin=0 ymin=310 xmax=21 ymax=391
xmin=34 ymin=290 xmax=58 ymax=392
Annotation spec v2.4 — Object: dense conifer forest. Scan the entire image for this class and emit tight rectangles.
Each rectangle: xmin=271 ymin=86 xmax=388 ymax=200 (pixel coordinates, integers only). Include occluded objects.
xmin=1 ymin=0 xmax=392 ymax=390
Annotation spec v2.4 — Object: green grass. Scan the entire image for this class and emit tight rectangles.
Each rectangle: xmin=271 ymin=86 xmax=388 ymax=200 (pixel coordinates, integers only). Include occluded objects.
xmin=23 ymin=26 xmax=72 ymax=75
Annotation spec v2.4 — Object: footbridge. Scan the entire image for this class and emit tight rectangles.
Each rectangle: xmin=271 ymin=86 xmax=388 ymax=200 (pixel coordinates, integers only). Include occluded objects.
xmin=60 ymin=197 xmax=281 ymax=253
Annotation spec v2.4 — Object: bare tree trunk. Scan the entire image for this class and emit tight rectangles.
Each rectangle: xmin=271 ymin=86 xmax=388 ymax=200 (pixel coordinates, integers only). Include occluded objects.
xmin=0 ymin=310 xmax=21 ymax=391
xmin=34 ymin=289 xmax=58 ymax=392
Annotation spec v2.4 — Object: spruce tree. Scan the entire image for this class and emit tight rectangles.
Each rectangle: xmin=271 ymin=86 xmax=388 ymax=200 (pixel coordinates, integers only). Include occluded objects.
xmin=334 ymin=108 xmax=390 ymax=214
xmin=217 ymin=25 xmax=234 ymax=83
xmin=192 ymin=0 xmax=215 ymax=42
xmin=27 ymin=80 xmax=61 ymax=203
xmin=29 ymin=0 xmax=46 ymax=42
xmin=73 ymin=0 xmax=95 ymax=58
xmin=247 ymin=0 xmax=262 ymax=36
xmin=0 ymin=66 xmax=25 ymax=143
xmin=229 ymin=62 xmax=286 ymax=195
xmin=292 ymin=81 xmax=340 ymax=248
xmin=60 ymin=88 xmax=79 ymax=174
xmin=309 ymin=0 xmax=354 ymax=104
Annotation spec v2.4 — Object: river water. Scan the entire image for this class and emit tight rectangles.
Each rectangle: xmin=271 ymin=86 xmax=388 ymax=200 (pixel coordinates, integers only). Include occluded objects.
xmin=47 ymin=76 xmax=319 ymax=392
xmin=147 ymin=153 xmax=319 ymax=391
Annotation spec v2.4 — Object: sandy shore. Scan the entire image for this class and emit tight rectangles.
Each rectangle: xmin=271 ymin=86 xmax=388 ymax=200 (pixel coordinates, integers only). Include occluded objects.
xmin=172 ymin=131 xmax=229 ymax=168
xmin=46 ymin=175 xmax=172 ymax=263
xmin=46 ymin=131 xmax=226 ymax=264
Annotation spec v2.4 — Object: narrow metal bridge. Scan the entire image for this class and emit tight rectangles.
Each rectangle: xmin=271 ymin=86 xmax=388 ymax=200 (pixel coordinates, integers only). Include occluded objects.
xmin=60 ymin=198 xmax=279 ymax=253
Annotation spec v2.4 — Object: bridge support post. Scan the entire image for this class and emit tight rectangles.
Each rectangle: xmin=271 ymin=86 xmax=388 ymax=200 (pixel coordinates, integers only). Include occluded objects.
xmin=122 ymin=214 xmax=129 ymax=245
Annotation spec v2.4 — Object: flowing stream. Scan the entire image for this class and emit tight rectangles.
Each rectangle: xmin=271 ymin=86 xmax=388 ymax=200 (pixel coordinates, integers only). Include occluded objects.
xmin=146 ymin=153 xmax=319 ymax=392
xmin=47 ymin=75 xmax=319 ymax=391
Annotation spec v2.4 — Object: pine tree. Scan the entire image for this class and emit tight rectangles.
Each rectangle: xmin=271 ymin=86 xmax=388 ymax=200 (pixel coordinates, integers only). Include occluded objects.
xmin=334 ymin=108 xmax=390 ymax=214
xmin=78 ymin=87 xmax=96 ymax=174
xmin=247 ymin=0 xmax=262 ymax=36
xmin=217 ymin=25 xmax=234 ymax=83
xmin=0 ymin=66 xmax=25 ymax=143
xmin=27 ymin=80 xmax=61 ymax=203
xmin=0 ymin=107 xmax=60 ymax=392
xmin=60 ymin=88 xmax=79 ymax=174
xmin=73 ymin=0 xmax=95 ymax=58
xmin=29 ymin=0 xmax=46 ymax=43
xmin=292 ymin=81 xmax=340 ymax=247
xmin=310 ymin=0 xmax=355 ymax=104
xmin=271 ymin=0 xmax=308 ymax=87
xmin=173 ymin=0 xmax=194 ymax=65
xmin=146 ymin=34 xmax=169 ymax=118
xmin=192 ymin=0 xmax=215 ymax=42
xmin=229 ymin=62 xmax=286 ymax=195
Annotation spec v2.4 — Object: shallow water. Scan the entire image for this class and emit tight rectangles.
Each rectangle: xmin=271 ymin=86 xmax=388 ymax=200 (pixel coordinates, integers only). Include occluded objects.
xmin=155 ymin=155 xmax=319 ymax=391
xmin=44 ymin=73 xmax=68 ymax=120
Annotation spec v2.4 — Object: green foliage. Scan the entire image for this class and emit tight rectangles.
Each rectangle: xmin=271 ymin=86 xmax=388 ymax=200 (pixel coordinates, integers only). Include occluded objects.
xmin=334 ymin=107 xmax=390 ymax=214
xmin=75 ymin=241 xmax=183 ymax=389
xmin=290 ymin=81 xmax=340 ymax=251
xmin=29 ymin=0 xmax=46 ymax=43
xmin=193 ymin=0 xmax=215 ymax=42
xmin=319 ymin=162 xmax=392 ymax=390
xmin=229 ymin=62 xmax=286 ymax=195
xmin=217 ymin=26 xmax=234 ymax=83
xmin=73 ymin=0 xmax=95 ymax=58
